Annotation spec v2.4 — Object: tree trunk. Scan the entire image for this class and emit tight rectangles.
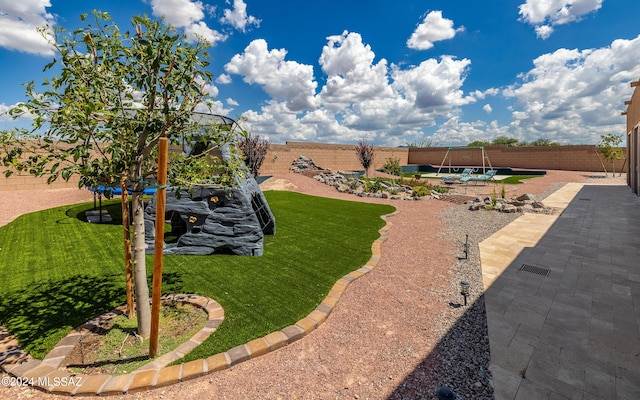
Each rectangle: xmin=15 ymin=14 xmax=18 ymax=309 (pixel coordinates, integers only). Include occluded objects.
xmin=131 ymin=182 xmax=151 ymax=338
xmin=121 ymin=176 xmax=135 ymax=319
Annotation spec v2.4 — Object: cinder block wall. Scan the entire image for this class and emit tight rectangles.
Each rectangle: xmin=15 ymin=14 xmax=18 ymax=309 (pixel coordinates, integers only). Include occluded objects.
xmin=0 ymin=173 xmax=81 ymax=191
xmin=0 ymin=139 xmax=83 ymax=191
xmin=408 ymin=145 xmax=627 ymax=172
xmin=260 ymin=141 xmax=410 ymax=175
xmin=1 ymin=141 xmax=627 ymax=191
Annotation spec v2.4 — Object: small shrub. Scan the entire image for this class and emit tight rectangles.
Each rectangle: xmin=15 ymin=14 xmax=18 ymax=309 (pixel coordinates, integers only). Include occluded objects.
xmin=430 ymin=185 xmax=450 ymax=194
xmin=238 ymin=132 xmax=270 ymax=178
xmin=363 ymin=178 xmax=383 ymax=193
xmin=412 ymin=186 xmax=430 ymax=197
xmin=347 ymin=179 xmax=359 ymax=190
xmin=382 ymin=157 xmax=402 ymax=176
xmin=355 ymin=139 xmax=375 ymax=176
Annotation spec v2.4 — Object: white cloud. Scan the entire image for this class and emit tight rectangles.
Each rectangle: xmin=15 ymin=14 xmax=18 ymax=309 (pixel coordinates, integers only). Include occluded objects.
xmin=0 ymin=101 xmax=34 ymax=122
xmin=430 ymin=117 xmax=512 ymax=146
xmin=200 ymin=81 xmax=219 ymax=98
xmin=224 ymin=39 xmax=318 ymax=112
xmin=535 ymin=25 xmax=554 ymax=40
xmin=149 ymin=0 xmax=227 ymax=44
xmin=519 ymin=0 xmax=603 ymax=39
xmin=220 ymin=0 xmax=260 ymax=32
xmin=150 ymin=0 xmax=205 ymax=26
xmin=0 ymin=0 xmax=54 ymax=55
xmin=216 ymin=74 xmax=232 ymax=84
xmin=193 ymin=98 xmax=232 ymax=116
xmin=241 ymin=101 xmax=321 ymax=142
xmin=503 ymin=35 xmax=640 ymax=144
xmin=184 ymin=21 xmax=227 ymax=44
xmin=391 ymin=55 xmax=473 ymax=111
xmin=318 ymin=31 xmax=393 ymax=107
xmin=0 ymin=103 xmax=13 ymax=121
xmin=407 ymin=10 xmax=464 ymax=50
xmin=226 ymin=98 xmax=239 ymax=106
xmin=229 ymin=33 xmax=474 ymax=145
xmin=224 ymin=30 xmax=638 ymax=146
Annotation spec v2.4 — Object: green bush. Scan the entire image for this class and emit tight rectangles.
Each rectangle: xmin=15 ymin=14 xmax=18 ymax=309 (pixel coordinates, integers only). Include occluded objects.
xmin=382 ymin=157 xmax=402 ymax=176
xmin=430 ymin=185 xmax=449 ymax=194
xmin=412 ymin=186 xmax=430 ymax=197
xmin=364 ymin=178 xmax=383 ymax=193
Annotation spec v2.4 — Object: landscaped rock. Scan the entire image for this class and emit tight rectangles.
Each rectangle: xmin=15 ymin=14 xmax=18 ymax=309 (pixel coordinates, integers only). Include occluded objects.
xmin=466 ymin=193 xmax=552 ymax=214
xmin=311 ymin=171 xmax=424 ymax=200
xmin=290 ymin=155 xmax=327 ymax=174
xmin=516 ymin=193 xmax=536 ymax=202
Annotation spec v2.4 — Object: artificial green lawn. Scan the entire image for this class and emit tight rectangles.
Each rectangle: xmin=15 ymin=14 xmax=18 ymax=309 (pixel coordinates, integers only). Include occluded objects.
xmin=0 ymin=191 xmax=394 ymax=363
xmin=497 ymin=175 xmax=537 ymax=184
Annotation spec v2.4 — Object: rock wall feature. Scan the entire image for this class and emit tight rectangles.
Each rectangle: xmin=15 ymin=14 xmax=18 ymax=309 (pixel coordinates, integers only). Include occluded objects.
xmin=290 ymin=155 xmax=327 ymax=174
xmin=466 ymin=193 xmax=558 ymax=214
xmin=144 ymin=144 xmax=276 ymax=256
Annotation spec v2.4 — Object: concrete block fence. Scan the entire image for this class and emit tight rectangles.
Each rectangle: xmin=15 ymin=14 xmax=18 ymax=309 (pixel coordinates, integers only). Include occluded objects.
xmin=0 ymin=141 xmax=627 ymax=191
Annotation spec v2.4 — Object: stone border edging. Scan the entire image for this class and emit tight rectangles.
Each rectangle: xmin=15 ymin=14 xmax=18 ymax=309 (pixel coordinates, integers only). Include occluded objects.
xmin=0 ymin=210 xmax=397 ymax=396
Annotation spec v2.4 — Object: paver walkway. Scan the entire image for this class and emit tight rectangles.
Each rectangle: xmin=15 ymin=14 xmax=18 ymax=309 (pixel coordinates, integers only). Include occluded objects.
xmin=480 ymin=183 xmax=640 ymax=399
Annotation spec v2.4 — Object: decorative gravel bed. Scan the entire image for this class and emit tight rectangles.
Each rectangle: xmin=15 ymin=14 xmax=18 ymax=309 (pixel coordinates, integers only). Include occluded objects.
xmin=434 ymin=205 xmax=520 ymax=399
xmin=416 ymin=180 xmax=577 ymax=399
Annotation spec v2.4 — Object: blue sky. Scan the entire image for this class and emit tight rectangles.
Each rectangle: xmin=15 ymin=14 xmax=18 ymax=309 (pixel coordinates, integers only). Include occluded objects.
xmin=1 ymin=0 xmax=639 ymax=146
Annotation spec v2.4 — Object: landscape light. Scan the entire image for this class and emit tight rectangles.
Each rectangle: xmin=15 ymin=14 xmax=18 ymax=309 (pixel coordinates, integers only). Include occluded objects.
xmin=460 ymin=281 xmax=470 ymax=306
xmin=436 ymin=386 xmax=457 ymax=399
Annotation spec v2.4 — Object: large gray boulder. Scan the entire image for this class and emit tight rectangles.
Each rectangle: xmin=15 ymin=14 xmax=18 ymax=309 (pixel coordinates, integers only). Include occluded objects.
xmin=144 ymin=144 xmax=275 ymax=256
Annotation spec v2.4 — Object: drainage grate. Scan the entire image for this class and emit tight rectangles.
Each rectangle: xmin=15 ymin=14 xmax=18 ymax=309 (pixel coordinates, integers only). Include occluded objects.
xmin=578 ymin=198 xmax=591 ymax=201
xmin=519 ymin=264 xmax=551 ymax=277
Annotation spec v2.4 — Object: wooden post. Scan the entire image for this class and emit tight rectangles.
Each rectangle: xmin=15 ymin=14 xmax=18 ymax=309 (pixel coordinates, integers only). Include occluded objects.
xmin=149 ymin=137 xmax=169 ymax=358
xmin=121 ymin=175 xmax=134 ymax=319
xmin=594 ymin=147 xmax=608 ymax=176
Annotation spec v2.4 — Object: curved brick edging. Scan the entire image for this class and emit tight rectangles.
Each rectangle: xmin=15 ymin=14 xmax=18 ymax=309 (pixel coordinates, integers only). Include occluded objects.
xmin=0 ymin=294 xmax=224 ymax=395
xmin=0 ymin=210 xmax=397 ymax=396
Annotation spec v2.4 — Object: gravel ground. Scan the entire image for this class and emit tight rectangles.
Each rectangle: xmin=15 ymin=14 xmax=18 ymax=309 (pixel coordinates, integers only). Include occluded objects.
xmin=0 ymin=171 xmax=625 ymax=399
xmin=0 ymin=188 xmax=94 ymax=227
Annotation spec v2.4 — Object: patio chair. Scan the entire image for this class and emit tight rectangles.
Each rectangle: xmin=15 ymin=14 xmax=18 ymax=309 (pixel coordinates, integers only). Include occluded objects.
xmin=441 ymin=168 xmax=474 ymax=184
xmin=460 ymin=169 xmax=497 ymax=185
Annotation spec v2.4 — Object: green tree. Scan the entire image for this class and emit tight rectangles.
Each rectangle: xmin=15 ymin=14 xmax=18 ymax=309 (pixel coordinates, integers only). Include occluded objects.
xmin=597 ymin=134 xmax=625 ymax=177
xmin=1 ymin=11 xmax=238 ymax=338
xmin=467 ymin=140 xmax=491 ymax=147
xmin=404 ymin=137 xmax=435 ymax=148
xmin=491 ymin=136 xmax=520 ymax=146
xmin=527 ymin=138 xmax=559 ymax=146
